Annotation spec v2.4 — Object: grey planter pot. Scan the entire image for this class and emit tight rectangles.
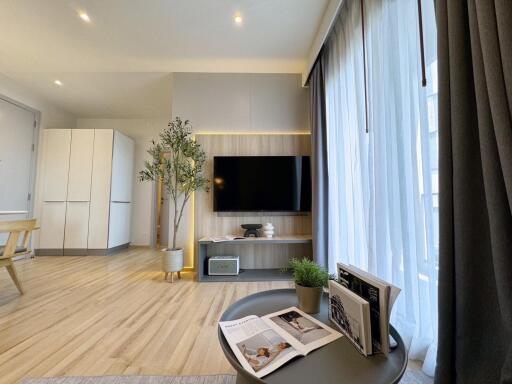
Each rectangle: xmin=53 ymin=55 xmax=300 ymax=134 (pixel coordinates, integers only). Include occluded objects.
xmin=295 ymin=284 xmax=323 ymax=314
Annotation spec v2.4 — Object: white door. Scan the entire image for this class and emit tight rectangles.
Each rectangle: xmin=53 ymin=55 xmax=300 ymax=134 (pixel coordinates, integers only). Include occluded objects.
xmin=39 ymin=201 xmax=66 ymax=250
xmin=0 ymin=98 xmax=36 ymax=218
xmin=88 ymin=129 xmax=113 ymax=249
xmin=41 ymin=129 xmax=71 ymax=201
xmin=108 ymin=202 xmax=131 ymax=248
xmin=64 ymin=201 xmax=90 ymax=250
xmin=67 ymin=129 xmax=94 ymax=202
xmin=110 ymin=131 xmax=134 ymax=203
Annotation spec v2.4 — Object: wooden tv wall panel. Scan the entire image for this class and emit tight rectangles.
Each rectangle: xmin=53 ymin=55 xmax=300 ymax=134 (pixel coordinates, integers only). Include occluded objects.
xmin=194 ymin=133 xmax=312 ymax=269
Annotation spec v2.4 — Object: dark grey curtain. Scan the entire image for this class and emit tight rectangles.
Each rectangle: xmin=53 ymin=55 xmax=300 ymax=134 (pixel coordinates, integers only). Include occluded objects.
xmin=310 ymin=56 xmax=329 ymax=269
xmin=436 ymin=1 xmax=512 ymax=383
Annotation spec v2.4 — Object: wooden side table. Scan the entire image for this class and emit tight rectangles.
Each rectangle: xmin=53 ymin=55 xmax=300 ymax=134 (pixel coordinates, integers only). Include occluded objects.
xmin=218 ymin=289 xmax=407 ymax=384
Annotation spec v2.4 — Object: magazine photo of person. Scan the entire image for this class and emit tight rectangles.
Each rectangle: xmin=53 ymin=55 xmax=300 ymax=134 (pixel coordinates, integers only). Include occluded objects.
xmin=269 ymin=310 xmax=330 ymax=345
xmin=236 ymin=330 xmax=294 ymax=372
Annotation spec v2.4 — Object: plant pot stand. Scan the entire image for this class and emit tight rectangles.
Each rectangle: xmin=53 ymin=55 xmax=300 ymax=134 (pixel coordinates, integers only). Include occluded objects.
xmin=164 ymin=271 xmax=182 ymax=283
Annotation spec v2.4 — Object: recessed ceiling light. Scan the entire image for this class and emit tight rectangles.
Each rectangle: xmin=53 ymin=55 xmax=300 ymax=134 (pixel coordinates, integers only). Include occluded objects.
xmin=78 ymin=11 xmax=91 ymax=23
xmin=234 ymin=13 xmax=243 ymax=25
xmin=54 ymin=80 xmax=63 ymax=86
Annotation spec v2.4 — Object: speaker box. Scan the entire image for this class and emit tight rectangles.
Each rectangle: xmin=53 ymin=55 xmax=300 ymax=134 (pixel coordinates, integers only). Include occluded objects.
xmin=208 ymin=256 xmax=240 ymax=276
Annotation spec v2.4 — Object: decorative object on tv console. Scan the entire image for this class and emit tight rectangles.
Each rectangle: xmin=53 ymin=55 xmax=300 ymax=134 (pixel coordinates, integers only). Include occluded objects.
xmin=241 ymin=224 xmax=262 ymax=238
xmin=263 ymin=222 xmax=275 ymax=238
xmin=139 ymin=117 xmax=208 ymax=283
xmin=208 ymin=256 xmax=240 ymax=276
xmin=284 ymin=258 xmax=331 ymax=314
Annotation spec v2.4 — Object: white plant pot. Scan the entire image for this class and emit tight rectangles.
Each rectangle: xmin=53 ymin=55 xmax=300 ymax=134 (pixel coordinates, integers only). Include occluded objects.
xmin=161 ymin=248 xmax=183 ymax=283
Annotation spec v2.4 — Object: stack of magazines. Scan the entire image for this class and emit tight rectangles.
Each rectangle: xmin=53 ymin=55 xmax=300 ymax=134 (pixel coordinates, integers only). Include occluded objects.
xmin=328 ymin=262 xmax=401 ymax=357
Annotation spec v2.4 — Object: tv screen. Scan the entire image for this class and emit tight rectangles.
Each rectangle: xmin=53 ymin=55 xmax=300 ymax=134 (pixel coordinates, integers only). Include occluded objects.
xmin=213 ymin=156 xmax=311 ymax=212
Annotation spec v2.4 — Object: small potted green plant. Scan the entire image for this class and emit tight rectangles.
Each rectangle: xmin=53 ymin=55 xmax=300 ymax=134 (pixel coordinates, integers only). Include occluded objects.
xmin=286 ymin=258 xmax=330 ymax=314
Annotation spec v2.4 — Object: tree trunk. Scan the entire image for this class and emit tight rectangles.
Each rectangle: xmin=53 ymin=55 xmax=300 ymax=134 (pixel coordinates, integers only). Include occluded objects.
xmin=172 ymin=192 xmax=178 ymax=250
xmin=172 ymin=224 xmax=178 ymax=250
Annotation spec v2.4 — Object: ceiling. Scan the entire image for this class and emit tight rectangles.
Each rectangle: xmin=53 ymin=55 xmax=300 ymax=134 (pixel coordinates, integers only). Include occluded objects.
xmin=0 ymin=0 xmax=330 ymax=118
xmin=8 ymin=73 xmax=173 ymax=119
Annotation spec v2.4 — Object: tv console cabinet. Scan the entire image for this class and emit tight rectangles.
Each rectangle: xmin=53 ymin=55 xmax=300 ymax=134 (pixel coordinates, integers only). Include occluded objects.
xmin=197 ymin=235 xmax=312 ymax=282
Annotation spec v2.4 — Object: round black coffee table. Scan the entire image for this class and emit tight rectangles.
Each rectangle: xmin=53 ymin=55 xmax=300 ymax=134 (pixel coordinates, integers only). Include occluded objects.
xmin=218 ymin=289 xmax=407 ymax=384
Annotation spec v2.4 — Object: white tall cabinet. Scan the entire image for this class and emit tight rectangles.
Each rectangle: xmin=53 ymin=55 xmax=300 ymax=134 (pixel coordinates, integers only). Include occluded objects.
xmin=37 ymin=129 xmax=134 ymax=255
xmin=108 ymin=131 xmax=134 ymax=248
xmin=88 ymin=130 xmax=114 ymax=250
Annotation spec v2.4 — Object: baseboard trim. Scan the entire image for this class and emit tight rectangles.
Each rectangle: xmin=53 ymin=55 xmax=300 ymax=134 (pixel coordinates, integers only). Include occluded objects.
xmin=63 ymin=248 xmax=88 ymax=256
xmin=36 ymin=243 xmax=130 ymax=256
xmin=35 ymin=249 xmax=64 ymax=256
xmin=88 ymin=243 xmax=130 ymax=255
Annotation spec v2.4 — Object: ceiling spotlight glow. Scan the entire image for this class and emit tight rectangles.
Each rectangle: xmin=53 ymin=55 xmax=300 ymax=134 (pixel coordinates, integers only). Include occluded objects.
xmin=234 ymin=13 xmax=243 ymax=25
xmin=54 ymin=80 xmax=63 ymax=86
xmin=78 ymin=11 xmax=91 ymax=23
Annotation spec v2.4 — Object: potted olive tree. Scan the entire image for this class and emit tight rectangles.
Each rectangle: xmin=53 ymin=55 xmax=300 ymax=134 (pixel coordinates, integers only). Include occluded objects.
xmin=286 ymin=258 xmax=330 ymax=314
xmin=140 ymin=117 xmax=208 ymax=282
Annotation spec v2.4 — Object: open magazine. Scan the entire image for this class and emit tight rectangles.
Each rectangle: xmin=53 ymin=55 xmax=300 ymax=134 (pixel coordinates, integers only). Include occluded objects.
xmin=219 ymin=307 xmax=342 ymax=378
xmin=335 ymin=262 xmax=401 ymax=356
xmin=208 ymin=235 xmax=246 ymax=242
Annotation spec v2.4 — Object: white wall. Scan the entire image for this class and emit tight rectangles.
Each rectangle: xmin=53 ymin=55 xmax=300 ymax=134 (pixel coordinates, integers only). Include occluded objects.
xmin=0 ymin=73 xmax=76 ymax=129
xmin=172 ymin=73 xmax=310 ymax=132
xmin=76 ymin=118 xmax=169 ymax=246
xmin=0 ymin=73 xmax=76 ymax=247
xmin=171 ymin=73 xmax=309 ymax=267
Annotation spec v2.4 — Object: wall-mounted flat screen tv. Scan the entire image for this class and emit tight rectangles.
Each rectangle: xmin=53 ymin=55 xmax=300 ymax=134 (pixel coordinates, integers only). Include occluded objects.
xmin=213 ymin=156 xmax=311 ymax=212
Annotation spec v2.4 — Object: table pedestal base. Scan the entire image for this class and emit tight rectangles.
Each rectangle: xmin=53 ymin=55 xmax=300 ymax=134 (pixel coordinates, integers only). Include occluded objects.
xmin=236 ymin=373 xmax=255 ymax=384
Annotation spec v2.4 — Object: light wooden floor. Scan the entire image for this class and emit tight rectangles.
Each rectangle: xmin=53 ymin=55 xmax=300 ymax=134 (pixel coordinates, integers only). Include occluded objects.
xmin=0 ymin=248 xmax=292 ymax=384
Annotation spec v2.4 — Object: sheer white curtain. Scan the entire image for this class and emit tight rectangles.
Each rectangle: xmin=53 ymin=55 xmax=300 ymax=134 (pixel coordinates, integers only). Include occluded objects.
xmin=324 ymin=0 xmax=438 ymax=375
